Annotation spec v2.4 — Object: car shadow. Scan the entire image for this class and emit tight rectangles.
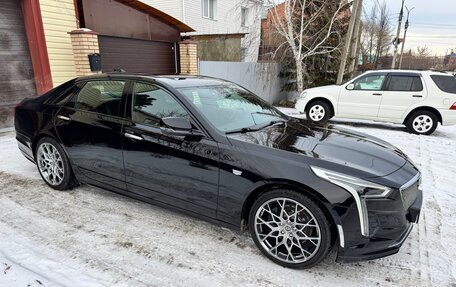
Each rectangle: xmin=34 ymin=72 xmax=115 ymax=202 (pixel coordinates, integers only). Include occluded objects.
xmin=329 ymin=119 xmax=408 ymax=132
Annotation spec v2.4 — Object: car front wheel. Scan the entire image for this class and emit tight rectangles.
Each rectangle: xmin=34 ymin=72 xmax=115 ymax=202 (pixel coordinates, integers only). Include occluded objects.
xmin=35 ymin=137 xmax=76 ymax=190
xmin=249 ymin=189 xmax=332 ymax=269
xmin=406 ymin=111 xmax=438 ymax=135
xmin=306 ymin=101 xmax=331 ymax=124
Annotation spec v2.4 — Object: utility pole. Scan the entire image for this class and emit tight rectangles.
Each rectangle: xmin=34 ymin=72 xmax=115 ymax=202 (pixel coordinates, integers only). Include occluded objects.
xmin=348 ymin=0 xmax=363 ymax=74
xmin=391 ymin=0 xmax=405 ymax=69
xmin=337 ymin=0 xmax=362 ymax=85
xmin=398 ymin=6 xmax=415 ymax=69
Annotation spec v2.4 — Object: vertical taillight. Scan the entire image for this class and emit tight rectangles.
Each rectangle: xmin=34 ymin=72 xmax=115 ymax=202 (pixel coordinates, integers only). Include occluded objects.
xmin=451 ymin=102 xmax=456 ymax=110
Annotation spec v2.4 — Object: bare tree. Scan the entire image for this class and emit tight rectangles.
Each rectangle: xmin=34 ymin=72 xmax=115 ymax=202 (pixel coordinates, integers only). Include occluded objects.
xmin=373 ymin=2 xmax=392 ymax=68
xmin=360 ymin=3 xmax=377 ymax=64
xmin=263 ymin=0 xmax=347 ymax=92
xmin=359 ymin=1 xmax=392 ymax=69
xmin=416 ymin=45 xmax=432 ymax=57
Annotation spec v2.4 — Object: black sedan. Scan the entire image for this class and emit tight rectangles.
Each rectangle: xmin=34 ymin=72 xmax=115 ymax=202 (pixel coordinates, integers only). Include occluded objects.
xmin=14 ymin=74 xmax=422 ymax=268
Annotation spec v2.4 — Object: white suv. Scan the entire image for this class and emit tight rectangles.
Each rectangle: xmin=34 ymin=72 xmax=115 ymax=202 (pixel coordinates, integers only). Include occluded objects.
xmin=295 ymin=70 xmax=456 ymax=135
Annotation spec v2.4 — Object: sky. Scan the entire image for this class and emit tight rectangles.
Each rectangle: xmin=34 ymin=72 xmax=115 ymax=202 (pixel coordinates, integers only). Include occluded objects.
xmin=363 ymin=0 xmax=456 ymax=56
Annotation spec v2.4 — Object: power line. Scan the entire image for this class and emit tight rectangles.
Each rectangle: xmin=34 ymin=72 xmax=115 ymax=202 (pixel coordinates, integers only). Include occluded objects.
xmin=406 ymin=35 xmax=456 ymax=38
xmin=413 ymin=22 xmax=456 ymax=27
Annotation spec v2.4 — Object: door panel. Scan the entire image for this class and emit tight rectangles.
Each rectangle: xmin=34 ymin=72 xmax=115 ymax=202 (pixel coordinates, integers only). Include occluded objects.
xmin=55 ymin=109 xmax=125 ymax=188
xmin=378 ymin=75 xmax=425 ymax=119
xmin=123 ymin=124 xmax=220 ymax=216
xmin=54 ymin=80 xmax=127 ymax=188
xmin=122 ymin=82 xmax=219 ymax=216
xmin=338 ymin=74 xmax=386 ymax=118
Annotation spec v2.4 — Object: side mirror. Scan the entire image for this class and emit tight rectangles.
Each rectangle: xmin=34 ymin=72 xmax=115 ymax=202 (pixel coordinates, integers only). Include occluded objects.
xmin=346 ymin=83 xmax=355 ymax=90
xmin=160 ymin=117 xmax=202 ymax=137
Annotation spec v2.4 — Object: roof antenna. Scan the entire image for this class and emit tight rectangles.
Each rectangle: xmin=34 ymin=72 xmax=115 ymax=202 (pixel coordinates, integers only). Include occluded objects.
xmin=114 ymin=68 xmax=126 ymax=73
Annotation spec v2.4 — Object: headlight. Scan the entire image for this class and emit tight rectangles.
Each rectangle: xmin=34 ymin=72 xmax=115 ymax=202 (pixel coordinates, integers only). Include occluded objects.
xmin=311 ymin=166 xmax=392 ymax=237
xmin=300 ymin=91 xmax=308 ymax=98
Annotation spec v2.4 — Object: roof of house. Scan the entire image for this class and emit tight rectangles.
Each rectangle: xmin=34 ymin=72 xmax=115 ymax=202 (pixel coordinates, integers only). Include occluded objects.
xmin=114 ymin=0 xmax=195 ymax=32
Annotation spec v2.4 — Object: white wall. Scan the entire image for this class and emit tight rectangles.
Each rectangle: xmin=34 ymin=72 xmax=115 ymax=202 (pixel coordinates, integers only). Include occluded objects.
xmin=141 ymin=0 xmax=262 ymax=62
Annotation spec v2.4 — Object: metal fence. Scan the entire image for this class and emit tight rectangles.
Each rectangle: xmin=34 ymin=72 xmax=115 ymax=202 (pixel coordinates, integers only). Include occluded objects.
xmin=199 ymin=61 xmax=283 ymax=104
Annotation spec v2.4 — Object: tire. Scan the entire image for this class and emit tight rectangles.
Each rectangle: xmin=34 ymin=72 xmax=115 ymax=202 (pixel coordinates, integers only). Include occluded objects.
xmin=306 ymin=101 xmax=331 ymax=124
xmin=248 ymin=189 xmax=332 ymax=269
xmin=405 ymin=110 xmax=438 ymax=135
xmin=35 ymin=137 xmax=76 ymax=190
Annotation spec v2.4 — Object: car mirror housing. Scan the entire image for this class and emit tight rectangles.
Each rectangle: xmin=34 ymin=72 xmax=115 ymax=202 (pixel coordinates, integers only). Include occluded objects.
xmin=346 ymin=83 xmax=355 ymax=90
xmin=160 ymin=117 xmax=202 ymax=138
xmin=161 ymin=117 xmax=192 ymax=130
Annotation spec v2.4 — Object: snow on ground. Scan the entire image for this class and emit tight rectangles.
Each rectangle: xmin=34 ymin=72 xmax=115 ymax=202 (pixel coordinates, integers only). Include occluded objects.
xmin=1 ymin=109 xmax=456 ymax=287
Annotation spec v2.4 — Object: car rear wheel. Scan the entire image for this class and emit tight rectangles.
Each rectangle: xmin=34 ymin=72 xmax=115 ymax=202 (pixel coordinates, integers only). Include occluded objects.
xmin=406 ymin=111 xmax=438 ymax=135
xmin=306 ymin=101 xmax=331 ymax=124
xmin=35 ymin=137 xmax=76 ymax=190
xmin=249 ymin=189 xmax=332 ymax=268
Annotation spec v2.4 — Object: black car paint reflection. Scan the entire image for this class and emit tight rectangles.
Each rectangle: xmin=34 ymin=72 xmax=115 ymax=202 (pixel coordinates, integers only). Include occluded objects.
xmin=14 ymin=74 xmax=422 ymax=263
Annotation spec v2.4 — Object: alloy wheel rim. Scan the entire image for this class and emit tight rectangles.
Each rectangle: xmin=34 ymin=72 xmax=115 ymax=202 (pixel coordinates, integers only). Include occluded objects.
xmin=309 ymin=105 xmax=325 ymax=121
xmin=254 ymin=198 xmax=321 ymax=264
xmin=412 ymin=115 xmax=433 ymax=133
xmin=37 ymin=142 xmax=64 ymax=186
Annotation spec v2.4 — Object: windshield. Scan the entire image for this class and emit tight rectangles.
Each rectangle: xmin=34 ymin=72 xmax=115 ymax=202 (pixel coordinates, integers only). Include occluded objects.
xmin=178 ymin=84 xmax=287 ymax=133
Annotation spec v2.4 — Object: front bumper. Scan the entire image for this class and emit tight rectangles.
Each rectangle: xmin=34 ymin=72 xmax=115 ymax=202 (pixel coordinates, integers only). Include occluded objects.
xmin=338 ymin=188 xmax=422 ymax=262
xmin=336 ymin=172 xmax=423 ymax=262
xmin=295 ymin=98 xmax=309 ymax=114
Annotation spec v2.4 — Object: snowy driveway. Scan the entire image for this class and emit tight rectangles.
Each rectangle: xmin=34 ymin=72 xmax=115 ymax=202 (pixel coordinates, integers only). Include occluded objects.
xmin=1 ymin=112 xmax=455 ymax=287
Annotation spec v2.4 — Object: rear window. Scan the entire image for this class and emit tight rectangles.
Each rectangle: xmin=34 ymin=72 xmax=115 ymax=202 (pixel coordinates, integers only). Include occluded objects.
xmin=430 ymin=75 xmax=456 ymax=94
xmin=386 ymin=75 xmax=423 ymax=92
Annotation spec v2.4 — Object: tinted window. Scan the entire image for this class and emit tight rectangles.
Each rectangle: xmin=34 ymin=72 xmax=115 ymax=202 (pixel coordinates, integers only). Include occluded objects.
xmin=431 ymin=75 xmax=456 ymax=94
xmin=75 ymin=81 xmax=125 ymax=116
xmin=353 ymin=75 xmax=385 ymax=90
xmin=178 ymin=84 xmax=285 ymax=133
xmin=386 ymin=76 xmax=423 ymax=92
xmin=132 ymin=83 xmax=189 ymax=127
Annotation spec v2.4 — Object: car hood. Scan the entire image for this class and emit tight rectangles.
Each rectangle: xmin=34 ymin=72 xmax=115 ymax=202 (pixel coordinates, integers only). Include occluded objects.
xmin=304 ymin=85 xmax=340 ymax=95
xmin=227 ymin=119 xmax=408 ymax=178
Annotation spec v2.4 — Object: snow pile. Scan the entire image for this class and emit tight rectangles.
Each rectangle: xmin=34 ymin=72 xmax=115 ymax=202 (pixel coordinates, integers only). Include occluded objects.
xmin=1 ymin=110 xmax=455 ymax=286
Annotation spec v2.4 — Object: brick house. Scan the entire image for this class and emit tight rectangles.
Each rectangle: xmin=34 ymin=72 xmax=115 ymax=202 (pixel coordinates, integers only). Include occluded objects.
xmin=0 ymin=0 xmax=196 ymax=128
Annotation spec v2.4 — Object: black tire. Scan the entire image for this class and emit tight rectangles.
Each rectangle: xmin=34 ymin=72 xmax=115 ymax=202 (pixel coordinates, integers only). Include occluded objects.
xmin=248 ymin=189 xmax=332 ymax=269
xmin=306 ymin=101 xmax=331 ymax=124
xmin=405 ymin=110 xmax=438 ymax=135
xmin=35 ymin=137 xmax=76 ymax=190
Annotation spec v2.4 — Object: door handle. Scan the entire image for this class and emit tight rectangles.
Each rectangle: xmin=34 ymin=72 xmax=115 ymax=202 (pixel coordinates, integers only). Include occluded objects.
xmin=372 ymin=93 xmax=382 ymax=96
xmin=412 ymin=95 xmax=423 ymax=98
xmin=57 ymin=115 xmax=71 ymax=121
xmin=124 ymin=132 xmax=143 ymax=141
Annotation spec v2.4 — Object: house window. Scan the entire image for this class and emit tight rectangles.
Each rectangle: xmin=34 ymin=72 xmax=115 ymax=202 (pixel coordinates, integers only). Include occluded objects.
xmin=202 ymin=0 xmax=216 ymax=20
xmin=241 ymin=7 xmax=248 ymax=27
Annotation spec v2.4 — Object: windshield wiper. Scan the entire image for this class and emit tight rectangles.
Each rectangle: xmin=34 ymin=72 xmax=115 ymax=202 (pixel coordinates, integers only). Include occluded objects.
xmin=225 ymin=127 xmax=259 ymax=134
xmin=251 ymin=111 xmax=285 ymax=119
xmin=225 ymin=120 xmax=286 ymax=135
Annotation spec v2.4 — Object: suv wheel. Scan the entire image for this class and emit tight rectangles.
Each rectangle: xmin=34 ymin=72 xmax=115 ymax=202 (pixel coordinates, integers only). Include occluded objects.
xmin=406 ymin=111 xmax=438 ymax=135
xmin=306 ymin=101 xmax=331 ymax=124
xmin=249 ymin=189 xmax=332 ymax=269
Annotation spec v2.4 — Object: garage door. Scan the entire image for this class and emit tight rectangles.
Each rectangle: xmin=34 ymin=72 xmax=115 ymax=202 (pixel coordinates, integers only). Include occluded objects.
xmin=98 ymin=36 xmax=177 ymax=74
xmin=0 ymin=0 xmax=36 ymax=128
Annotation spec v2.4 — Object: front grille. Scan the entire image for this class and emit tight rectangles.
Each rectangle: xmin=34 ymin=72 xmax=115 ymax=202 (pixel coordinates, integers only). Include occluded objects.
xmin=401 ymin=177 xmax=420 ymax=209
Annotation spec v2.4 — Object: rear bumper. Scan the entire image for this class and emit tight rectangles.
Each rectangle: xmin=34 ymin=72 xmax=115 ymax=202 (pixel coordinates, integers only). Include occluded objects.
xmin=337 ymin=186 xmax=423 ymax=262
xmin=439 ymin=109 xmax=456 ymax=126
xmin=16 ymin=132 xmax=35 ymax=163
